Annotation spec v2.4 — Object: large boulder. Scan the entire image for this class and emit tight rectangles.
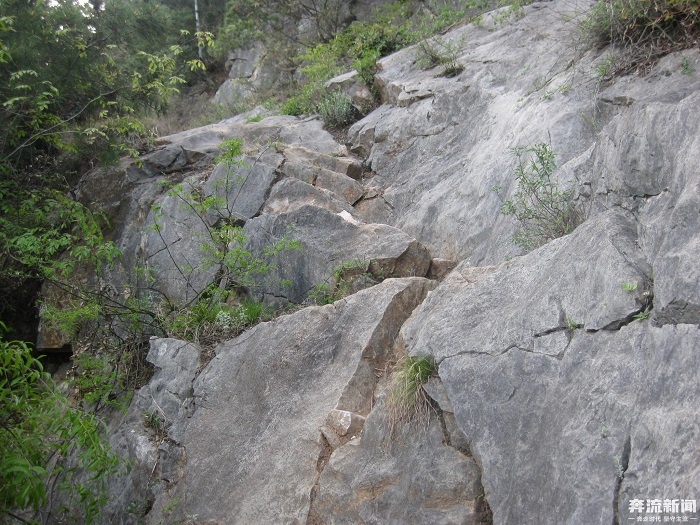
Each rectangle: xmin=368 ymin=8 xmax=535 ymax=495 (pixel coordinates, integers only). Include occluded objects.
xmin=244 ymin=204 xmax=432 ymax=304
xmin=401 ymin=208 xmax=699 ymax=524
xmin=174 ymin=277 xmax=435 ymax=524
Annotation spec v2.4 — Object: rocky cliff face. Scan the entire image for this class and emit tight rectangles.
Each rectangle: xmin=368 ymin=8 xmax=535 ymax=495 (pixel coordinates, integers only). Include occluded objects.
xmin=76 ymin=1 xmax=700 ymax=523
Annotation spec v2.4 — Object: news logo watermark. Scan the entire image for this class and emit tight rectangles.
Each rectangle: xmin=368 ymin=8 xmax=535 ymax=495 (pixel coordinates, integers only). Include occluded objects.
xmin=628 ymin=499 xmax=698 ymax=522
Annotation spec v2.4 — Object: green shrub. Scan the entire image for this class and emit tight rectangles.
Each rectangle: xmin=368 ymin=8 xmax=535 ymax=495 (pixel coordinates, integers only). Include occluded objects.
xmin=496 ymin=142 xmax=581 ymax=251
xmin=0 ymin=330 xmax=119 ymax=523
xmin=414 ymin=36 xmax=465 ymax=77
xmin=581 ymin=0 xmax=700 ymax=74
xmin=316 ymin=91 xmax=359 ymax=128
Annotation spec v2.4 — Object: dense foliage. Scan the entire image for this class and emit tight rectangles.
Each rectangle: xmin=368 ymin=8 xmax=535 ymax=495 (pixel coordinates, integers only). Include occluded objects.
xmin=0 ymin=0 xmax=213 ymax=331
xmin=0 ymin=325 xmax=119 ymax=523
xmin=0 ymin=1 xmax=212 ymax=520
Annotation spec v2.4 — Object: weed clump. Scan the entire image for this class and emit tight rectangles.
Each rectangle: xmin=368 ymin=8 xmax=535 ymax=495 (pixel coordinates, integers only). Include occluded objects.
xmin=316 ymin=91 xmax=360 ymax=129
xmin=385 ymin=354 xmax=436 ymax=436
xmin=582 ymin=0 xmax=700 ymax=75
xmin=495 ymin=142 xmax=581 ymax=251
xmin=414 ymin=36 xmax=465 ymax=77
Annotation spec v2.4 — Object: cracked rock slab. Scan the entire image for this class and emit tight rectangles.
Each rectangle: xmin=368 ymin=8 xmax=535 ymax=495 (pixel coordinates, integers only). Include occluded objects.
xmin=203 ymin=152 xmax=283 ymax=223
xmin=402 ymin=209 xmax=652 ymax=364
xmin=181 ymin=278 xmax=434 ymax=524
xmin=244 ymin=205 xmax=432 ymax=304
xmin=436 ymin=324 xmax=700 ymax=525
xmin=400 ymin=209 xmax=700 ymax=524
xmin=314 ymin=396 xmax=488 ymax=525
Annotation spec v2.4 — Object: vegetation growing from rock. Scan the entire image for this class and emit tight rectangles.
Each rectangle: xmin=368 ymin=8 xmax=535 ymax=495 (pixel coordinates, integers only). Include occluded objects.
xmin=581 ymin=0 xmax=700 ymax=74
xmin=496 ymin=142 xmax=581 ymax=251
xmin=0 ymin=327 xmax=119 ymax=523
xmin=280 ymin=1 xmax=477 ymax=117
xmin=386 ymin=354 xmax=435 ymax=437
xmin=414 ymin=35 xmax=465 ymax=77
xmin=316 ymin=91 xmax=361 ymax=128
xmin=308 ymin=259 xmax=374 ymax=305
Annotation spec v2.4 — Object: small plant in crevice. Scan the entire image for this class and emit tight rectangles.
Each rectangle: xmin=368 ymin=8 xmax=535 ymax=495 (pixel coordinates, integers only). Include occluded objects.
xmin=622 ymin=281 xmax=638 ymax=292
xmin=681 ymin=56 xmax=694 ymax=75
xmin=126 ymin=496 xmax=154 ymax=520
xmin=307 ymin=259 xmax=376 ymax=305
xmin=626 ymin=279 xmax=654 ymax=322
xmin=613 ymin=454 xmax=625 ymax=479
xmin=308 ymin=283 xmax=334 ymax=306
xmin=143 ymin=409 xmax=170 ymax=442
xmin=595 ymin=54 xmax=619 ymax=82
xmin=385 ymin=354 xmax=436 ymax=439
xmin=414 ymin=35 xmax=465 ymax=77
xmin=633 ymin=307 xmax=652 ymax=321
xmin=316 ymin=91 xmax=360 ymax=129
xmin=495 ymin=142 xmax=582 ymax=251
xmin=566 ymin=318 xmax=580 ymax=331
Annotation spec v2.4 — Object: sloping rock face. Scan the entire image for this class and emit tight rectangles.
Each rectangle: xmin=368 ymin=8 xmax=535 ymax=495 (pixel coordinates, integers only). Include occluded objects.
xmin=399 ymin=209 xmax=699 ymax=524
xmin=75 ymin=1 xmax=700 ymax=524
xmin=76 ymin=113 xmax=428 ymax=309
xmin=180 ymin=278 xmax=434 ymax=524
xmin=314 ymin=390 xmax=491 ymax=525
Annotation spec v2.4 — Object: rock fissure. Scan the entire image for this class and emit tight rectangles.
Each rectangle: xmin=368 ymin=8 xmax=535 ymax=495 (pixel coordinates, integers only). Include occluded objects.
xmin=601 ymin=292 xmax=654 ymax=330
xmin=533 ymin=325 xmax=569 ymax=338
xmin=306 ymin=432 xmax=333 ymax=525
xmin=430 ymin=397 xmax=494 ymax=525
xmin=612 ymin=435 xmax=632 ymax=525
xmin=439 ymin=341 xmax=569 ymax=365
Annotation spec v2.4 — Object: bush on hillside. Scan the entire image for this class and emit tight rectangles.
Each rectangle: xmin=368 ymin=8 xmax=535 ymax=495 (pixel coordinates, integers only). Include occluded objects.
xmin=582 ymin=0 xmax=700 ymax=73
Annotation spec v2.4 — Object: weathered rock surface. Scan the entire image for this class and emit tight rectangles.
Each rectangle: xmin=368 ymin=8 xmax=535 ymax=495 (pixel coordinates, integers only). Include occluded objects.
xmin=314 ymin=392 xmax=490 ymax=525
xmin=244 ymin=205 xmax=432 ymax=303
xmin=403 ymin=209 xmax=653 ymax=363
xmin=100 ymin=338 xmax=200 ymax=524
xmin=401 ymin=209 xmax=699 ymax=524
xmin=73 ymin=105 xmax=437 ymax=318
xmin=175 ymin=277 xmax=434 ymax=524
xmin=66 ymin=2 xmax=700 ymax=524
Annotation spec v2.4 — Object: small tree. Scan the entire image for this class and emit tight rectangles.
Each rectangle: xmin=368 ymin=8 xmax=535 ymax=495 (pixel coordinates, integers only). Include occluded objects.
xmin=497 ymin=142 xmax=581 ymax=251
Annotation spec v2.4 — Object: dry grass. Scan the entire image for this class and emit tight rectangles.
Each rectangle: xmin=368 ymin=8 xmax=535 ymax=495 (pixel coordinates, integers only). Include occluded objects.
xmin=384 ymin=353 xmax=436 ymax=442
xmin=582 ymin=0 xmax=700 ymax=74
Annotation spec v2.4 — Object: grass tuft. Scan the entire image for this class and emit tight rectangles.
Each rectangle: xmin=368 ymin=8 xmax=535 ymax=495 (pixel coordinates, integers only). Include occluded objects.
xmin=385 ymin=354 xmax=436 ymax=440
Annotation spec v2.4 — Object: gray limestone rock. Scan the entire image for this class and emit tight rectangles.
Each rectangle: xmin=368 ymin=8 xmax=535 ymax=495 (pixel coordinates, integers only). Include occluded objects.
xmin=314 ymin=389 xmax=490 ymax=525
xmin=401 ymin=207 xmax=699 ymax=524
xmin=203 ymin=152 xmax=283 ymax=223
xmin=243 ymin=205 xmax=432 ymax=304
xmin=98 ymin=338 xmax=200 ymax=525
xmin=141 ymin=176 xmax=220 ymax=305
xmin=177 ymin=277 xmax=434 ymax=524
xmin=280 ymin=144 xmax=363 ymax=181
xmin=403 ymin=209 xmax=653 ymax=363
xmin=143 ymin=338 xmax=200 ymax=428
xmin=262 ymin=177 xmax=357 ymax=217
